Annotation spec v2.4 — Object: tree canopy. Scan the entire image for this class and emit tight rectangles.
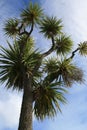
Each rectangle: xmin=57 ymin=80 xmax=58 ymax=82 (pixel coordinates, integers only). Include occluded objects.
xmin=0 ymin=2 xmax=87 ymax=130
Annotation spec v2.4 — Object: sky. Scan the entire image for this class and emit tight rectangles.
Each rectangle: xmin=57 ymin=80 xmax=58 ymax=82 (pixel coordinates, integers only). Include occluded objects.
xmin=0 ymin=0 xmax=87 ymax=130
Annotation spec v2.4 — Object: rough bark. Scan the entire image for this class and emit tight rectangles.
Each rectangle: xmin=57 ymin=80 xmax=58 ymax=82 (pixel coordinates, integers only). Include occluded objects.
xmin=18 ymin=76 xmax=33 ymax=130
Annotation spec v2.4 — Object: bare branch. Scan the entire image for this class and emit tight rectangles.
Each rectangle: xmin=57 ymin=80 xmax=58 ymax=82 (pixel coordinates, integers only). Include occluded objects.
xmin=18 ymin=23 xmax=24 ymax=31
xmin=28 ymin=22 xmax=34 ymax=36
xmin=19 ymin=30 xmax=29 ymax=36
xmin=42 ymin=36 xmax=55 ymax=58
xmin=67 ymin=48 xmax=79 ymax=60
xmin=18 ymin=21 xmax=34 ymax=38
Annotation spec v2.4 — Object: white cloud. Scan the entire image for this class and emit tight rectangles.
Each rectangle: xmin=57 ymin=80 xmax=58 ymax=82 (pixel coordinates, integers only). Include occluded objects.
xmin=0 ymin=90 xmax=22 ymax=129
xmin=34 ymin=85 xmax=87 ymax=130
xmin=43 ymin=0 xmax=87 ymax=43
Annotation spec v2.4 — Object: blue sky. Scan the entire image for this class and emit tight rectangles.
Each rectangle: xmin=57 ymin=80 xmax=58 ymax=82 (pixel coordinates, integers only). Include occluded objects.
xmin=0 ymin=0 xmax=87 ymax=130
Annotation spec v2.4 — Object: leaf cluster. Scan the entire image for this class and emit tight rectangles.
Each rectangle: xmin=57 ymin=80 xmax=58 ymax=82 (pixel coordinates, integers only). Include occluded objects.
xmin=44 ymin=58 xmax=84 ymax=87
xmin=33 ymin=81 xmax=67 ymax=120
xmin=78 ymin=41 xmax=87 ymax=55
xmin=40 ymin=17 xmax=63 ymax=38
xmin=0 ymin=39 xmax=41 ymax=90
xmin=4 ymin=18 xmax=19 ymax=37
xmin=21 ymin=2 xmax=44 ymax=26
xmin=55 ymin=35 xmax=73 ymax=55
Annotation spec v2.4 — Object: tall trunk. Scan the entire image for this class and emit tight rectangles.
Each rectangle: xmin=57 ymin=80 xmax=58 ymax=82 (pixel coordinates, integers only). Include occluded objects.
xmin=18 ymin=77 xmax=33 ymax=130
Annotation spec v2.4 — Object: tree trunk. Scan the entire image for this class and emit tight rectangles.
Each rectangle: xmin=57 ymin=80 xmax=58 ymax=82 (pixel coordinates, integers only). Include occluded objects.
xmin=18 ymin=76 xmax=33 ymax=130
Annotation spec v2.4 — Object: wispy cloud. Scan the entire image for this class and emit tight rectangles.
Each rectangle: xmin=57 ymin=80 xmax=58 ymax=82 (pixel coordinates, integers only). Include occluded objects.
xmin=34 ymin=85 xmax=87 ymax=130
xmin=43 ymin=0 xmax=87 ymax=43
xmin=0 ymin=89 xmax=22 ymax=130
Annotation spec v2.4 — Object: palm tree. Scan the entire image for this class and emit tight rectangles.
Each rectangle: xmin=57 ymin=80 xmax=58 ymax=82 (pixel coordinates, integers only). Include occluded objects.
xmin=0 ymin=2 xmax=87 ymax=130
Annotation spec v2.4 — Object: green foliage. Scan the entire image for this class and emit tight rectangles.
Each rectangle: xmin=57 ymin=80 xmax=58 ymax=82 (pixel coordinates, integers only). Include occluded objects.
xmin=17 ymin=35 xmax=34 ymax=53
xmin=0 ymin=40 xmax=41 ymax=90
xmin=33 ymin=82 xmax=67 ymax=120
xmin=55 ymin=35 xmax=73 ymax=55
xmin=44 ymin=58 xmax=83 ymax=86
xmin=23 ymin=50 xmax=41 ymax=73
xmin=4 ymin=18 xmax=19 ymax=37
xmin=57 ymin=59 xmax=84 ymax=86
xmin=44 ymin=57 xmax=58 ymax=73
xmin=78 ymin=41 xmax=87 ymax=55
xmin=21 ymin=2 xmax=43 ymax=26
xmin=40 ymin=16 xmax=63 ymax=38
xmin=0 ymin=42 xmax=22 ymax=89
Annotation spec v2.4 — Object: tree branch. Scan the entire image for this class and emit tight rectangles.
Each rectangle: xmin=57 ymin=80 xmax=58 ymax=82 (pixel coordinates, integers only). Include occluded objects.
xmin=19 ymin=30 xmax=29 ymax=36
xmin=18 ymin=23 xmax=24 ymax=31
xmin=67 ymin=48 xmax=79 ymax=60
xmin=18 ymin=21 xmax=34 ymax=38
xmin=42 ymin=36 xmax=55 ymax=58
xmin=28 ymin=22 xmax=34 ymax=36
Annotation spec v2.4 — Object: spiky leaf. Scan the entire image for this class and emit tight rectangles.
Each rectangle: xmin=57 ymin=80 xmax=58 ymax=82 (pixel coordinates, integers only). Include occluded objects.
xmin=4 ymin=18 xmax=19 ymax=37
xmin=40 ymin=16 xmax=63 ymax=38
xmin=44 ymin=57 xmax=58 ymax=73
xmin=55 ymin=35 xmax=73 ymax=55
xmin=44 ymin=58 xmax=84 ymax=86
xmin=57 ymin=59 xmax=84 ymax=86
xmin=78 ymin=41 xmax=87 ymax=55
xmin=33 ymin=83 xmax=67 ymax=120
xmin=21 ymin=2 xmax=43 ymax=26
xmin=0 ymin=41 xmax=41 ymax=90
